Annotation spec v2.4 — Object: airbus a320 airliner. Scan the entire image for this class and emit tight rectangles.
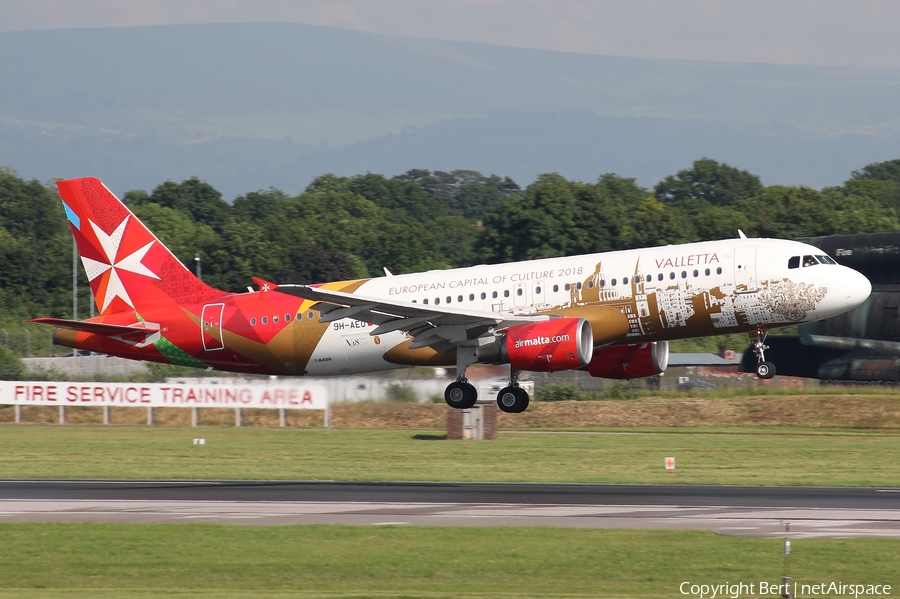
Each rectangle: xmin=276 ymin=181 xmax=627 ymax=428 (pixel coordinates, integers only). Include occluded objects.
xmin=31 ymin=178 xmax=872 ymax=413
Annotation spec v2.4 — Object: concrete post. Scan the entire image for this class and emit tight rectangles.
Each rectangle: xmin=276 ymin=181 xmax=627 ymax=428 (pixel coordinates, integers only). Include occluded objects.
xmin=483 ymin=403 xmax=498 ymax=440
xmin=58 ymin=405 xmax=65 ymax=425
xmin=191 ymin=407 xmax=198 ymax=427
xmin=447 ymin=403 xmax=496 ymax=440
xmin=235 ymin=408 xmax=242 ymax=427
xmin=103 ymin=406 xmax=110 ymax=425
xmin=147 ymin=406 xmax=153 ymax=426
xmin=446 ymin=407 xmax=462 ymax=439
xmin=279 ymin=408 xmax=286 ymax=428
xmin=14 ymin=405 xmax=21 ymax=423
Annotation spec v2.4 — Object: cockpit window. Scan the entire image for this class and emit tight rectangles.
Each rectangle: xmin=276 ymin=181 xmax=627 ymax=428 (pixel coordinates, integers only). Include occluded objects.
xmin=816 ymin=255 xmax=837 ymax=265
xmin=802 ymin=255 xmax=819 ymax=267
xmin=788 ymin=256 xmax=800 ymax=269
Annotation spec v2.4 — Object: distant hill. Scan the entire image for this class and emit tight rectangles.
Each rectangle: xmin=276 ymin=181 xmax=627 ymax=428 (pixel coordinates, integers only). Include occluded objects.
xmin=1 ymin=22 xmax=899 ymax=198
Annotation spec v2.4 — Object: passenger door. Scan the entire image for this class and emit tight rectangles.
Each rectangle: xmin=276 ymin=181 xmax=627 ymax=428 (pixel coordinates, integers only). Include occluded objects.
xmin=733 ymin=246 xmax=758 ymax=293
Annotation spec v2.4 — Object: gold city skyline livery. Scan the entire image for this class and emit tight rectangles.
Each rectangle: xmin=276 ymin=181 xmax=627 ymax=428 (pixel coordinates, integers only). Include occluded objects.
xmin=31 ymin=177 xmax=872 ymax=413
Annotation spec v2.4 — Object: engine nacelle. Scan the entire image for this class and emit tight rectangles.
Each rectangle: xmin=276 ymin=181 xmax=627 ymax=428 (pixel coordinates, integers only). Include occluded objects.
xmin=477 ymin=317 xmax=593 ymax=372
xmin=586 ymin=341 xmax=669 ymax=379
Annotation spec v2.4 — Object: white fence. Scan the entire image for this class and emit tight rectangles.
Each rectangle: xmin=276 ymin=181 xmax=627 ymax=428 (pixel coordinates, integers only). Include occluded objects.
xmin=23 ymin=356 xmax=150 ymax=378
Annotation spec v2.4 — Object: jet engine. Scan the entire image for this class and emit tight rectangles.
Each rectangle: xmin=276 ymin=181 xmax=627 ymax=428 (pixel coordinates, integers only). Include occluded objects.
xmin=477 ymin=317 xmax=593 ymax=372
xmin=586 ymin=341 xmax=669 ymax=379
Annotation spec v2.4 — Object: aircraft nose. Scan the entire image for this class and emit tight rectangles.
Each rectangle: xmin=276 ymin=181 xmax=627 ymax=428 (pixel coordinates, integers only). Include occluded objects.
xmin=841 ymin=267 xmax=872 ymax=311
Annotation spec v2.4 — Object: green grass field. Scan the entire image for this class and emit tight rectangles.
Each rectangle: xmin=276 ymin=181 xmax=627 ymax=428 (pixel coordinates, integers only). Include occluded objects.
xmin=0 ymin=523 xmax=897 ymax=599
xmin=3 ymin=426 xmax=899 ymax=597
xmin=1 ymin=426 xmax=899 ymax=486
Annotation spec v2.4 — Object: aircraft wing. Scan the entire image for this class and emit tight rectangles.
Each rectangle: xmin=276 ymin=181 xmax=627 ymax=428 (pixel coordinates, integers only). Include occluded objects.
xmin=277 ymin=284 xmax=548 ymax=353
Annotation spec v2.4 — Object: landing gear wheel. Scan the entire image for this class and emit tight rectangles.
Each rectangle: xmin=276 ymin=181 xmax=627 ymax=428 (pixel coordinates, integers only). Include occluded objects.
xmin=748 ymin=328 xmax=776 ymax=380
xmin=445 ymin=381 xmax=477 ymax=409
xmin=497 ymin=386 xmax=529 ymax=413
xmin=756 ymin=361 xmax=776 ymax=379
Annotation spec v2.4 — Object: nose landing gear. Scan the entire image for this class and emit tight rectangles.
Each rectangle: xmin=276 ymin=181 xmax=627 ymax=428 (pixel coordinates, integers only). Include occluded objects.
xmin=749 ymin=328 xmax=776 ymax=379
xmin=497 ymin=368 xmax=529 ymax=413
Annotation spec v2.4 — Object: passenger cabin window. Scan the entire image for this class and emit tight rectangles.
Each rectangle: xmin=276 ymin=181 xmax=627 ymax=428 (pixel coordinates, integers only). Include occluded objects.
xmin=469 ymin=294 xmax=474 ymax=301
xmin=423 ymin=299 xmax=429 ymax=304
xmin=552 ymin=285 xmax=559 ymax=292
xmin=492 ymin=291 xmax=498 ymax=298
xmin=716 ymin=267 xmax=722 ymax=275
xmin=504 ymin=290 xmax=510 ymax=298
xmin=802 ymin=255 xmax=819 ymax=267
xmin=705 ymin=268 xmax=710 ymax=276
xmin=611 ymin=279 xmax=617 ymax=286
xmin=273 ymin=315 xmax=279 ymax=324
xmin=285 ymin=314 xmax=291 ymax=322
xmin=250 ymin=317 xmax=257 ymax=326
xmin=481 ymin=292 xmax=487 ymax=300
xmin=261 ymin=317 xmax=268 ymax=325
xmin=516 ymin=288 xmax=523 ymax=296
xmin=657 ymin=273 xmax=663 ymax=281
xmin=587 ymin=281 xmax=594 ymax=289
xmin=788 ymin=256 xmax=800 ymax=269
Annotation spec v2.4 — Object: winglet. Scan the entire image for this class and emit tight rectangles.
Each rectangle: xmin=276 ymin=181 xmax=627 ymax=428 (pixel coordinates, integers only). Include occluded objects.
xmin=383 ymin=267 xmax=394 ymax=277
xmin=251 ymin=277 xmax=278 ymax=295
xmin=738 ymin=229 xmax=747 ymax=239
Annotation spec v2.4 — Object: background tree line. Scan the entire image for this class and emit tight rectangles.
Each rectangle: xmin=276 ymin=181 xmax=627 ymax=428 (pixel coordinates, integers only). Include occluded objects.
xmin=2 ymin=157 xmax=900 ymax=347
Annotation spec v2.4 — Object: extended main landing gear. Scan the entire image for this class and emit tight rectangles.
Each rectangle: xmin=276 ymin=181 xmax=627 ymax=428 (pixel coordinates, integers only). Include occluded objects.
xmin=443 ymin=347 xmax=531 ymax=413
xmin=445 ymin=345 xmax=478 ymax=409
xmin=749 ymin=328 xmax=776 ymax=379
xmin=444 ymin=379 xmax=477 ymax=409
xmin=497 ymin=369 xmax=529 ymax=414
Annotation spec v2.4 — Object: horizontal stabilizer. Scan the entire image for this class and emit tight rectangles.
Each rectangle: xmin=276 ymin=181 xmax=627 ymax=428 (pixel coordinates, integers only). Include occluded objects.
xmin=27 ymin=318 xmax=160 ymax=336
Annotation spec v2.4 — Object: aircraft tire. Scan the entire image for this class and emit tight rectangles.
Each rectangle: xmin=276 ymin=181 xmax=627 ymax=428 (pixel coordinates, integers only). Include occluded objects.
xmin=445 ymin=381 xmax=477 ymax=409
xmin=756 ymin=361 xmax=776 ymax=379
xmin=497 ymin=386 xmax=529 ymax=413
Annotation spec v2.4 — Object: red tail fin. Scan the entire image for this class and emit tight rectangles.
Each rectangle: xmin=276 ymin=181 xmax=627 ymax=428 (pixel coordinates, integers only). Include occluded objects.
xmin=57 ymin=177 xmax=222 ymax=315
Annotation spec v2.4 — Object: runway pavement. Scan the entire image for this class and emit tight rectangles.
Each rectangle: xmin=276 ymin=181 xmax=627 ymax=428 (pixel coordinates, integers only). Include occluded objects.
xmin=1 ymin=480 xmax=899 ymax=537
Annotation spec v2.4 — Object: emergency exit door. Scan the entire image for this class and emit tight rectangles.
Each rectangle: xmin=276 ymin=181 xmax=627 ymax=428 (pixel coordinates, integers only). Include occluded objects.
xmin=201 ymin=303 xmax=225 ymax=351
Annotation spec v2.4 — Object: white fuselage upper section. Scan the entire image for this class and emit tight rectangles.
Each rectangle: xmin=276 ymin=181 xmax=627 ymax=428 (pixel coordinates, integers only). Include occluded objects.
xmin=304 ymin=237 xmax=871 ymax=375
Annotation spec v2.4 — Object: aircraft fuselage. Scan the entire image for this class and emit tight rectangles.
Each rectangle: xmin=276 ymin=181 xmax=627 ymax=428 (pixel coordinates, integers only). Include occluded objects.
xmin=55 ymin=236 xmax=870 ymax=377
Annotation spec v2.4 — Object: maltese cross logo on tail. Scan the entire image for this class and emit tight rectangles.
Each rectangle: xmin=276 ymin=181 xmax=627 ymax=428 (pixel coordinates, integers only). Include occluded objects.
xmin=81 ymin=215 xmax=160 ymax=313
